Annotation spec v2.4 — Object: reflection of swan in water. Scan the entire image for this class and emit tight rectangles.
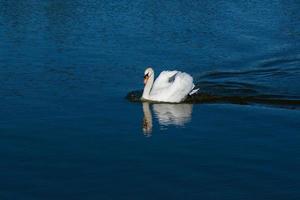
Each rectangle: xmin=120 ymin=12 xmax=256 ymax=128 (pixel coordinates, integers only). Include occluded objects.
xmin=153 ymin=104 xmax=193 ymax=126
xmin=142 ymin=102 xmax=193 ymax=134
xmin=142 ymin=67 xmax=198 ymax=103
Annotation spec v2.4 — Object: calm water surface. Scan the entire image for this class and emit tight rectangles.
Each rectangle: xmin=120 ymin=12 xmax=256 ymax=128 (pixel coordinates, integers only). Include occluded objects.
xmin=0 ymin=0 xmax=300 ymax=199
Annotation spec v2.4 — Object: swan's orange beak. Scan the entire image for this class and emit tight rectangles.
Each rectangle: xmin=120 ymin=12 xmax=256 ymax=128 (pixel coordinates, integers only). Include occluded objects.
xmin=144 ymin=74 xmax=149 ymax=85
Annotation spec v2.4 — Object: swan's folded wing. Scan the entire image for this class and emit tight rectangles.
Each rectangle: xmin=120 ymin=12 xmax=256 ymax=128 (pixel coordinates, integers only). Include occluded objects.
xmin=151 ymin=70 xmax=178 ymax=92
xmin=149 ymin=71 xmax=195 ymax=102
xmin=167 ymin=72 xmax=195 ymax=101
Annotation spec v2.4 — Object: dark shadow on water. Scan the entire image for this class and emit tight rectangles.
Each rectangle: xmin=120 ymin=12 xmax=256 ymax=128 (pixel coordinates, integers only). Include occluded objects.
xmin=127 ymin=89 xmax=300 ymax=110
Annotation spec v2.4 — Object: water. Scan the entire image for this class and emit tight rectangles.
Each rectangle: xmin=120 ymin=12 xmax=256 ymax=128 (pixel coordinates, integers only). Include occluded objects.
xmin=0 ymin=0 xmax=300 ymax=199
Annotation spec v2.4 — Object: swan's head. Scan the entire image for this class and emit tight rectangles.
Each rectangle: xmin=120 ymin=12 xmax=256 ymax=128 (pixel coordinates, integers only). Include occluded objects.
xmin=144 ymin=67 xmax=154 ymax=85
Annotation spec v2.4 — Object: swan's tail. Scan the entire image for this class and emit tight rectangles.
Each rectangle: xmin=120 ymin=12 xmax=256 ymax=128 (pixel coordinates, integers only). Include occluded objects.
xmin=189 ymin=85 xmax=199 ymax=96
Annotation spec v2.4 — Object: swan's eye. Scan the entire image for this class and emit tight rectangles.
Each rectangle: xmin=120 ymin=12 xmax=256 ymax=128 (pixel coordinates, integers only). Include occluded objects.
xmin=144 ymin=74 xmax=149 ymax=79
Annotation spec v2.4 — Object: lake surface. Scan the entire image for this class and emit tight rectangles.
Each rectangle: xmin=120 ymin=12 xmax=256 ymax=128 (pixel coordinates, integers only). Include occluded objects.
xmin=0 ymin=0 xmax=300 ymax=199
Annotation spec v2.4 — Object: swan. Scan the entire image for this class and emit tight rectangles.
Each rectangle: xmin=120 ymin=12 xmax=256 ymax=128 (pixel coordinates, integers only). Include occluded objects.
xmin=141 ymin=67 xmax=198 ymax=103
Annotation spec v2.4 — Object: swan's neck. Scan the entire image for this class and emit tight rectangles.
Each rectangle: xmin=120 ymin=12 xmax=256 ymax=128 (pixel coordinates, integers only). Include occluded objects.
xmin=142 ymin=74 xmax=154 ymax=100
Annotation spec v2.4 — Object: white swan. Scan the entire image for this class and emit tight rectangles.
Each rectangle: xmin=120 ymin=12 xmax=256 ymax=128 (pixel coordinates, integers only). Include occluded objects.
xmin=141 ymin=67 xmax=198 ymax=103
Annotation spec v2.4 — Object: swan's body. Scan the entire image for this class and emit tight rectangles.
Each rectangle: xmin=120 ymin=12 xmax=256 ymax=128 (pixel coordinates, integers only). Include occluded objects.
xmin=141 ymin=68 xmax=198 ymax=103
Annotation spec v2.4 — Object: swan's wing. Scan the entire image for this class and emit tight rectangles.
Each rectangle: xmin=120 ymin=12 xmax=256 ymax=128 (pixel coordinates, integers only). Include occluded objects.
xmin=150 ymin=72 xmax=195 ymax=102
xmin=151 ymin=70 xmax=179 ymax=91
xmin=164 ymin=72 xmax=195 ymax=102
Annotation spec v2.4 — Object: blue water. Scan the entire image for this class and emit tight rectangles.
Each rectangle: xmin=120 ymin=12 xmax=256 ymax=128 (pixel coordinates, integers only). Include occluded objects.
xmin=0 ymin=0 xmax=300 ymax=199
